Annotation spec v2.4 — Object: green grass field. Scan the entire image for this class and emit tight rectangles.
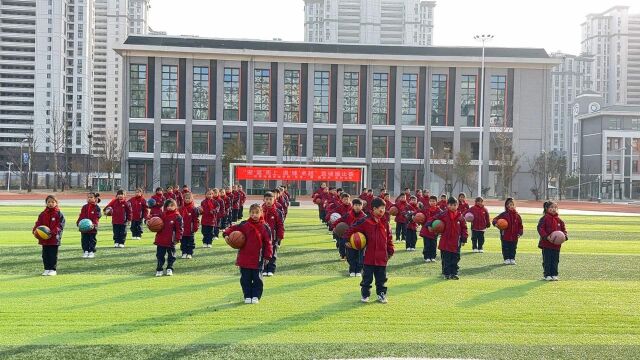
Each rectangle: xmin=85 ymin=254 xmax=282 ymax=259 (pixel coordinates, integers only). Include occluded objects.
xmin=0 ymin=205 xmax=639 ymax=360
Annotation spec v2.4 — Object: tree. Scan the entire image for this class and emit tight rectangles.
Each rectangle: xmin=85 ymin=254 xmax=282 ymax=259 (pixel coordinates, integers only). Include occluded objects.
xmin=452 ymin=151 xmax=476 ymax=197
xmin=101 ymin=129 xmax=121 ymax=191
xmin=491 ymin=122 xmax=520 ymax=199
xmin=546 ymin=151 xmax=568 ymax=200
xmin=527 ymin=153 xmax=546 ymax=201
xmin=49 ymin=101 xmax=69 ymax=192
xmin=222 ymin=140 xmax=246 ymax=186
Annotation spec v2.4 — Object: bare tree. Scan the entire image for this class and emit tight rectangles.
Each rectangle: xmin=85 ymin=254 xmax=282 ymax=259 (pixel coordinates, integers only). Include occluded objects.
xmin=453 ymin=151 xmax=476 ymax=197
xmin=49 ymin=101 xmax=69 ymax=192
xmin=222 ymin=140 xmax=246 ymax=186
xmin=527 ymin=153 xmax=546 ymax=201
xmin=490 ymin=123 xmax=520 ymax=199
xmin=101 ymin=129 xmax=121 ymax=191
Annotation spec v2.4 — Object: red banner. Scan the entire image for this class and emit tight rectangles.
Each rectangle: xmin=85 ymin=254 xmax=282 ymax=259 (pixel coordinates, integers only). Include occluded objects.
xmin=235 ymin=166 xmax=362 ymax=182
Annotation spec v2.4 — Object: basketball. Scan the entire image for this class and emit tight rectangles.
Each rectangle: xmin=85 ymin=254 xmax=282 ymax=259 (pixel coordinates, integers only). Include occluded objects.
xmin=464 ymin=212 xmax=474 ymax=222
xmin=78 ymin=219 xmax=94 ymax=233
xmin=314 ymin=198 xmax=322 ymax=205
xmin=147 ymin=198 xmax=156 ymax=208
xmin=329 ymin=212 xmax=341 ymax=224
xmin=104 ymin=207 xmax=113 ymax=216
xmin=348 ymin=232 xmax=367 ymax=250
xmin=548 ymin=230 xmax=567 ymax=245
xmin=414 ymin=212 xmax=426 ymax=225
xmin=389 ymin=206 xmax=398 ymax=216
xmin=430 ymin=219 xmax=445 ymax=233
xmin=35 ymin=225 xmax=51 ymax=240
xmin=333 ymin=222 xmax=349 ymax=237
xmin=147 ymin=217 xmax=164 ymax=232
xmin=496 ymin=219 xmax=508 ymax=230
xmin=226 ymin=230 xmax=246 ymax=249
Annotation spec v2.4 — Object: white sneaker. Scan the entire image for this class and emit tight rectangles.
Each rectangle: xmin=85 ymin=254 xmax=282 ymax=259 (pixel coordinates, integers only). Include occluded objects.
xmin=355 ymin=272 xmax=362 ymax=277
xmin=186 ymin=254 xmax=192 ymax=259
xmin=83 ymin=251 xmax=89 ymax=258
xmin=424 ymin=258 xmax=431 ymax=263
xmin=42 ymin=270 xmax=50 ymax=276
xmin=251 ymin=297 xmax=259 ymax=304
xmin=166 ymin=269 xmax=173 ymax=276
xmin=119 ymin=244 xmax=125 ymax=248
xmin=544 ymin=276 xmax=552 ymax=281
xmin=207 ymin=244 xmax=212 ymax=248
xmin=47 ymin=270 xmax=57 ymax=276
xmin=431 ymin=258 xmax=437 ymax=262
xmin=472 ymin=249 xmax=478 ymax=253
xmin=510 ymin=259 xmax=516 ymax=265
xmin=267 ymin=272 xmax=274 ymax=277
xmin=181 ymin=254 xmax=187 ymax=259
xmin=155 ymin=271 xmax=163 ymax=277
xmin=349 ymin=272 xmax=356 ymax=277
xmin=479 ymin=249 xmax=484 ymax=253
xmin=504 ymin=260 xmax=510 ymax=265
xmin=114 ymin=243 xmax=119 ymax=248
xmin=262 ymin=272 xmax=268 ymax=277
xmin=244 ymin=298 xmax=252 ymax=304
xmin=377 ymin=293 xmax=388 ymax=304
xmin=88 ymin=252 xmax=95 ymax=258
xmin=551 ymin=276 xmax=559 ymax=281
xmin=361 ymin=297 xmax=369 ymax=303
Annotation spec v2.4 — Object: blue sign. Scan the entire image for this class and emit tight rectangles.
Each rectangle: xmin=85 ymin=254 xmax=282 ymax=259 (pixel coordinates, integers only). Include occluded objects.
xmin=22 ymin=153 xmax=29 ymax=164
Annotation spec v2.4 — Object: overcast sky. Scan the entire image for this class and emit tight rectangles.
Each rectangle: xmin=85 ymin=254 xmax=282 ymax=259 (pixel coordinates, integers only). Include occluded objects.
xmin=148 ymin=0 xmax=634 ymax=55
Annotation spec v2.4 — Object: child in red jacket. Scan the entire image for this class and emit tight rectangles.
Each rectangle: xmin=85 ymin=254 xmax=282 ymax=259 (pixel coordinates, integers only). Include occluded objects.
xmin=467 ymin=197 xmax=491 ymax=253
xmin=393 ymin=193 xmax=408 ymax=243
xmin=77 ymin=192 xmax=102 ymax=258
xmin=200 ymin=188 xmax=219 ymax=248
xmin=154 ymin=199 xmax=183 ymax=276
xmin=457 ymin=193 xmax=470 ymax=214
xmin=330 ymin=193 xmax=352 ymax=260
xmin=537 ymin=201 xmax=568 ymax=281
xmin=341 ymin=198 xmax=367 ymax=277
xmin=149 ymin=187 xmax=165 ymax=218
xmin=403 ymin=196 xmax=420 ymax=251
xmin=492 ymin=197 xmax=524 ymax=265
xmin=344 ymin=198 xmax=394 ymax=304
xmin=105 ymin=190 xmax=132 ymax=248
xmin=127 ymin=188 xmax=148 ymax=240
xmin=179 ymin=192 xmax=200 ymax=259
xmin=238 ymin=185 xmax=247 ymax=220
xmin=437 ymin=194 xmax=448 ymax=211
xmin=33 ymin=195 xmax=66 ymax=276
xmin=262 ymin=191 xmax=285 ymax=277
xmin=419 ymin=195 xmax=441 ymax=262
xmin=431 ymin=197 xmax=468 ymax=280
xmin=224 ymin=204 xmax=273 ymax=304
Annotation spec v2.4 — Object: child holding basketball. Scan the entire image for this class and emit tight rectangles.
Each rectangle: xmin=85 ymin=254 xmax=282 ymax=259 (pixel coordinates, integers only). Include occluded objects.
xmin=224 ymin=204 xmax=273 ymax=304
xmin=179 ymin=192 xmax=200 ymax=259
xmin=154 ymin=199 xmax=183 ymax=276
xmin=344 ymin=198 xmax=394 ymax=303
xmin=200 ymin=188 xmax=218 ymax=248
xmin=419 ymin=195 xmax=441 ymax=262
xmin=77 ymin=192 xmax=101 ymax=258
xmin=403 ymin=196 xmax=420 ymax=251
xmin=341 ymin=198 xmax=367 ymax=277
xmin=537 ymin=201 xmax=568 ymax=281
xmin=149 ymin=187 xmax=165 ymax=218
xmin=431 ymin=197 xmax=468 ymax=280
xmin=467 ymin=197 xmax=490 ymax=253
xmin=393 ymin=193 xmax=408 ymax=243
xmin=457 ymin=193 xmax=470 ymax=214
xmin=127 ymin=188 xmax=148 ymax=240
xmin=33 ymin=195 xmax=66 ymax=276
xmin=105 ymin=190 xmax=132 ymax=248
xmin=492 ymin=198 xmax=523 ymax=265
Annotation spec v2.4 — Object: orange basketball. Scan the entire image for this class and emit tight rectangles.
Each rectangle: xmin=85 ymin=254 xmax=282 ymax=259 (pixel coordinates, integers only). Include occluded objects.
xmin=333 ymin=222 xmax=349 ymax=237
xmin=147 ymin=217 xmax=164 ymax=232
xmin=226 ymin=230 xmax=246 ymax=249
xmin=496 ymin=219 xmax=508 ymax=230
xmin=314 ymin=198 xmax=322 ymax=205
xmin=389 ymin=206 xmax=398 ymax=216
xmin=348 ymin=232 xmax=367 ymax=250
xmin=414 ymin=212 xmax=426 ymax=225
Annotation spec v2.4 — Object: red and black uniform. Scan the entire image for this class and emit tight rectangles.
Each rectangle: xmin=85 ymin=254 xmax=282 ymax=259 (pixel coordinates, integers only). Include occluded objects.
xmin=341 ymin=209 xmax=367 ymax=274
xmin=154 ymin=209 xmax=183 ymax=272
xmin=312 ymin=188 xmax=325 ymax=222
xmin=458 ymin=200 xmax=470 ymax=215
xmin=493 ymin=208 xmax=524 ymax=261
xmin=223 ymin=192 xmax=233 ymax=227
xmin=77 ymin=202 xmax=102 ymax=253
xmin=149 ymin=193 xmax=165 ymax=217
xmin=232 ymin=190 xmax=241 ymax=222
xmin=262 ymin=204 xmax=285 ymax=274
xmin=200 ymin=197 xmax=219 ymax=245
xmin=403 ymin=203 xmax=420 ymax=249
xmin=127 ymin=195 xmax=148 ymax=238
xmin=432 ymin=210 xmax=468 ymax=277
xmin=383 ymin=198 xmax=393 ymax=224
xmin=437 ymin=199 xmax=447 ymax=211
xmin=419 ymin=205 xmax=442 ymax=260
xmin=179 ymin=202 xmax=200 ymax=256
xmin=330 ymin=202 xmax=352 ymax=259
xmin=224 ymin=218 xmax=273 ymax=300
xmin=238 ymin=189 xmax=247 ymax=219
xmin=105 ymin=198 xmax=132 ymax=245
xmin=215 ymin=195 xmax=226 ymax=231
xmin=34 ymin=206 xmax=66 ymax=271
xmin=537 ymin=213 xmax=568 ymax=277
xmin=277 ymin=195 xmax=289 ymax=220
xmin=468 ymin=204 xmax=490 ymax=251
xmin=174 ymin=190 xmax=184 ymax=208
xmin=344 ymin=214 xmax=394 ymax=299
xmin=393 ymin=199 xmax=408 ymax=242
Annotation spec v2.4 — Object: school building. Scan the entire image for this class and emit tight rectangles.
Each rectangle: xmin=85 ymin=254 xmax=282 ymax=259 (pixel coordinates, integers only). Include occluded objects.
xmin=115 ymin=36 xmax=558 ymax=197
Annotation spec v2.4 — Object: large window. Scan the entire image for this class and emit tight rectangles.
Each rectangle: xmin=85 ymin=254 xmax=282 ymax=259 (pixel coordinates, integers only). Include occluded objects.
xmin=314 ymin=71 xmax=330 ymax=123
xmin=372 ymin=136 xmax=388 ymax=158
xmin=372 ymin=73 xmax=389 ymax=125
xmin=254 ymin=69 xmax=270 ymax=122
xmin=253 ymin=133 xmax=270 ymax=156
xmin=193 ymin=66 xmax=209 ymax=120
xmin=490 ymin=75 xmax=506 ymax=126
xmin=128 ymin=164 xmax=146 ymax=191
xmin=401 ymin=74 xmax=418 ymax=125
xmin=372 ymin=169 xmax=388 ymax=190
xmin=223 ymin=132 xmax=245 ymax=155
xmin=342 ymin=135 xmax=359 ymax=157
xmin=192 ymin=165 xmax=212 ymax=190
xmin=607 ymin=119 xmax=622 ymax=130
xmin=401 ymin=169 xmax=417 ymax=190
xmin=161 ymin=130 xmax=177 ymax=153
xmin=161 ymin=65 xmax=178 ymax=119
xmin=284 ymin=70 xmax=300 ymax=122
xmin=343 ymin=72 xmax=359 ymax=124
xmin=223 ymin=67 xmax=240 ymax=120
xmin=129 ymin=129 xmax=146 ymax=152
xmin=192 ymin=131 xmax=209 ymax=154
xmin=283 ymin=134 xmax=302 ymax=157
xmin=461 ymin=75 xmax=477 ymax=126
xmin=401 ymin=137 xmax=417 ymax=158
xmin=313 ymin=134 xmax=329 ymax=157
xmin=130 ymin=64 xmax=147 ymax=118
xmin=431 ymin=74 xmax=447 ymax=126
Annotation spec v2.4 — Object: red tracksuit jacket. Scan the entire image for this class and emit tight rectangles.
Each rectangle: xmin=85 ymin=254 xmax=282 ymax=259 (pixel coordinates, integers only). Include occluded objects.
xmin=341 ymin=209 xmax=367 ymax=229
xmin=149 ymin=193 xmax=165 ymax=217
xmin=179 ymin=203 xmax=200 ymax=237
xmin=492 ymin=209 xmax=524 ymax=242
xmin=232 ymin=190 xmax=241 ymax=210
xmin=76 ymin=203 xmax=102 ymax=234
xmin=215 ymin=196 xmax=226 ymax=222
xmin=344 ymin=215 xmax=394 ymax=266
xmin=437 ymin=200 xmax=447 ymax=211
xmin=403 ymin=203 xmax=420 ymax=231
xmin=154 ymin=210 xmax=183 ymax=247
xmin=200 ymin=197 xmax=219 ymax=227
xmin=419 ymin=205 xmax=442 ymax=239
xmin=433 ymin=210 xmax=468 ymax=253
xmin=224 ymin=218 xmax=274 ymax=270
xmin=239 ymin=190 xmax=247 ymax=206
xmin=261 ymin=204 xmax=285 ymax=241
xmin=127 ymin=195 xmax=148 ymax=221
xmin=394 ymin=200 xmax=408 ymax=224
xmin=34 ymin=207 xmax=66 ymax=246
xmin=458 ymin=201 xmax=470 ymax=214
xmin=537 ymin=213 xmax=567 ymax=250
xmin=468 ymin=204 xmax=490 ymax=231
xmin=106 ymin=198 xmax=132 ymax=225
xmin=327 ymin=202 xmax=352 ymax=224
xmin=173 ymin=191 xmax=184 ymax=207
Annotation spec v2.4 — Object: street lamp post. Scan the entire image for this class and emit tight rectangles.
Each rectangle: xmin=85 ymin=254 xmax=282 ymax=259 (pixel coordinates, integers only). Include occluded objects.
xmin=298 ymin=143 xmax=303 ymax=198
xmin=19 ymin=140 xmax=26 ymax=191
xmin=541 ymin=150 xmax=547 ymax=200
xmin=473 ymin=34 xmax=494 ymax=198
xmin=6 ymin=162 xmax=13 ymax=191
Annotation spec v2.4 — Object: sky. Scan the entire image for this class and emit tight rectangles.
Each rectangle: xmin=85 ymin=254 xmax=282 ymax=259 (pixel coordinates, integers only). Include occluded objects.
xmin=148 ymin=0 xmax=635 ymax=55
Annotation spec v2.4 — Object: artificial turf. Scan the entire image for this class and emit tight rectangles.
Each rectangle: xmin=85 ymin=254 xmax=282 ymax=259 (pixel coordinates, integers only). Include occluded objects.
xmin=0 ymin=205 xmax=638 ymax=359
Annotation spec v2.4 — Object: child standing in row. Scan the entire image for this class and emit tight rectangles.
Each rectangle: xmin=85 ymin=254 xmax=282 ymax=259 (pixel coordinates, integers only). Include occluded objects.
xmin=200 ymin=188 xmax=218 ymax=248
xmin=106 ymin=190 xmax=132 ymax=248
xmin=128 ymin=188 xmax=148 ymax=240
xmin=149 ymin=187 xmax=165 ymax=218
xmin=403 ymin=196 xmax=420 ymax=251
xmin=77 ymin=192 xmax=101 ymax=258
xmin=224 ymin=204 xmax=273 ymax=304
xmin=467 ymin=197 xmax=490 ymax=253
xmin=154 ymin=199 xmax=183 ymax=276
xmin=537 ymin=201 xmax=568 ymax=281
xmin=419 ymin=195 xmax=441 ymax=262
xmin=433 ymin=197 xmax=468 ymax=280
xmin=262 ymin=192 xmax=285 ymax=277
xmin=34 ymin=195 xmax=66 ymax=276
xmin=492 ymin=198 xmax=523 ymax=265
xmin=180 ymin=192 xmax=200 ymax=259
xmin=341 ymin=198 xmax=367 ymax=277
